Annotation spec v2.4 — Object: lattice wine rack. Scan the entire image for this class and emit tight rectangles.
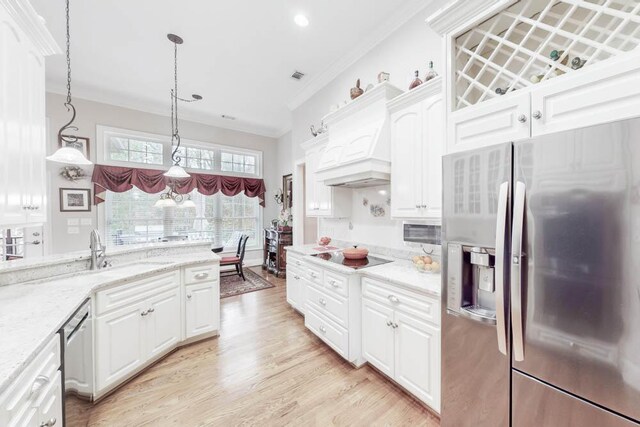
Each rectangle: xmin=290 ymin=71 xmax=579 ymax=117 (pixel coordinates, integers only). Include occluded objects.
xmin=454 ymin=0 xmax=640 ymax=110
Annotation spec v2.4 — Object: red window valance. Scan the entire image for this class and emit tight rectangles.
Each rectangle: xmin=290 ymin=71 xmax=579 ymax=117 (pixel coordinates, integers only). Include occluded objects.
xmin=91 ymin=165 xmax=267 ymax=207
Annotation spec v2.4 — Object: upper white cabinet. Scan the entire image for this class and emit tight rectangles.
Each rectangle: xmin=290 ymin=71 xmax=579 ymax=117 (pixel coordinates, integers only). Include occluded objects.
xmin=0 ymin=3 xmax=60 ymax=226
xmin=388 ymin=78 xmax=444 ymax=222
xmin=431 ymin=0 xmax=640 ymax=153
xmin=302 ymin=134 xmax=352 ymax=218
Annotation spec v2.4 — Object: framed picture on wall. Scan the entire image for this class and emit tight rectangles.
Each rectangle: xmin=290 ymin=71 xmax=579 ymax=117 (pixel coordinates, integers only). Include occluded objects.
xmin=59 ymin=135 xmax=90 ymax=159
xmin=59 ymin=188 xmax=91 ymax=212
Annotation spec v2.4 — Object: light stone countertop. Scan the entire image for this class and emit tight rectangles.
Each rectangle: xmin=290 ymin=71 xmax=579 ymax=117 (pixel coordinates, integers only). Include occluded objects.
xmin=284 ymin=244 xmax=344 ymax=256
xmin=0 ymin=252 xmax=220 ymax=393
xmin=288 ymin=246 xmax=441 ymax=296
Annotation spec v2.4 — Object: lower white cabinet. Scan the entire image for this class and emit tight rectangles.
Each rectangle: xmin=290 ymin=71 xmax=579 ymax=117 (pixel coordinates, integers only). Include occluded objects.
xmin=362 ymin=277 xmax=441 ymax=412
xmin=0 ymin=334 xmax=62 ymax=427
xmin=146 ymin=286 xmax=182 ymax=359
xmin=285 ymin=252 xmax=308 ymax=314
xmin=185 ymin=280 xmax=220 ymax=339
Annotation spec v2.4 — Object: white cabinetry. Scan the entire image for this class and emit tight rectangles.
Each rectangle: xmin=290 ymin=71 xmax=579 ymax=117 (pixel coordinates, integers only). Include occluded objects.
xmin=285 ymin=252 xmax=308 ymax=315
xmin=389 ymin=78 xmax=445 ymax=221
xmin=362 ymin=277 xmax=441 ymax=412
xmin=0 ymin=334 xmax=62 ymax=427
xmin=302 ymin=263 xmax=364 ymax=366
xmin=0 ymin=4 xmax=59 ymax=226
xmin=302 ymin=135 xmax=351 ymax=218
xmin=184 ymin=263 xmax=220 ymax=339
xmin=95 ymin=272 xmax=181 ymax=394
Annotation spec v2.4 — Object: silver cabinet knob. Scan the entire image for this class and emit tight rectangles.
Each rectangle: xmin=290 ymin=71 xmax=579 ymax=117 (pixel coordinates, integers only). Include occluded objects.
xmin=387 ymin=295 xmax=400 ymax=303
xmin=392 ymin=322 xmax=399 ymax=329
xmin=186 ymin=294 xmax=192 ymax=299
xmin=386 ymin=320 xmax=392 ymax=327
xmin=329 ymin=280 xmax=338 ymax=288
xmin=294 ymin=275 xmax=300 ymax=280
xmin=309 ymin=272 xmax=317 ymax=278
xmin=319 ymin=325 xmax=327 ymax=333
xmin=319 ymin=298 xmax=327 ymax=306
xmin=148 ymin=308 xmax=155 ymax=313
xmin=141 ymin=310 xmax=149 ymax=316
xmin=415 ymin=204 xmax=420 ymax=209
xmin=517 ymin=114 xmax=527 ymax=123
xmin=194 ymin=272 xmax=209 ymax=279
xmin=40 ymin=418 xmax=57 ymax=427
xmin=532 ymin=110 xmax=542 ymax=120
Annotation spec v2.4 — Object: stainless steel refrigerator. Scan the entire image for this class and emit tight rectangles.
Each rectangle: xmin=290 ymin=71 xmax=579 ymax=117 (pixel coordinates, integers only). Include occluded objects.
xmin=441 ymin=118 xmax=640 ymax=426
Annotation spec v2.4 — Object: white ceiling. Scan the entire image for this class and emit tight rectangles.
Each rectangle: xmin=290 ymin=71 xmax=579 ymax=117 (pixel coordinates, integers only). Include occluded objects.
xmin=30 ymin=0 xmax=427 ymax=138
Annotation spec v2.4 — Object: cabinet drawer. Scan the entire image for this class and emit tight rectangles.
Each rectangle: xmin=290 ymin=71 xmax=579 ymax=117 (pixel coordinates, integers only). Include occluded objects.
xmin=323 ymin=270 xmax=349 ymax=298
xmin=305 ymin=264 xmax=323 ymax=286
xmin=0 ymin=334 xmax=61 ymax=424
xmin=286 ymin=252 xmax=306 ymax=269
xmin=305 ymin=306 xmax=348 ymax=358
xmin=96 ymin=271 xmax=179 ymax=315
xmin=184 ymin=264 xmax=218 ymax=285
xmin=306 ymin=283 xmax=348 ymax=328
xmin=362 ymin=277 xmax=440 ymax=327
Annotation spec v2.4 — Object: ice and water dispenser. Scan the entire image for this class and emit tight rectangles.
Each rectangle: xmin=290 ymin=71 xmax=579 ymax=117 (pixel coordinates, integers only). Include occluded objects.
xmin=447 ymin=243 xmax=497 ymax=323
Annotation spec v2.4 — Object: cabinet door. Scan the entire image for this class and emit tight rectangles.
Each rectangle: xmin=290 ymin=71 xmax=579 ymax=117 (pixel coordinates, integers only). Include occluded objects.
xmin=449 ymin=91 xmax=530 ymax=154
xmin=35 ymin=370 xmax=63 ymax=427
xmin=531 ymin=53 xmax=640 ymax=138
xmin=422 ymin=96 xmax=445 ymax=223
xmin=185 ymin=281 xmax=219 ymax=339
xmin=390 ymin=104 xmax=423 ymax=218
xmin=285 ymin=268 xmax=299 ymax=308
xmin=394 ymin=311 xmax=440 ymax=411
xmin=362 ymin=298 xmax=395 ymax=377
xmin=0 ymin=9 xmax=28 ymax=225
xmin=95 ymin=302 xmax=146 ymax=391
xmin=146 ymin=286 xmax=181 ymax=359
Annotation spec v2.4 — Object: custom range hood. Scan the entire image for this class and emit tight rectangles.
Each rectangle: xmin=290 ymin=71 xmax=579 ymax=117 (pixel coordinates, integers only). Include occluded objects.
xmin=315 ymin=82 xmax=404 ymax=188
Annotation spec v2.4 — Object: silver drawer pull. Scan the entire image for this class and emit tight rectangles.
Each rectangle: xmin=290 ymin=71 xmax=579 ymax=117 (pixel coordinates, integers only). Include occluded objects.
xmin=319 ymin=325 xmax=327 ymax=333
xmin=328 ymin=280 xmax=338 ymax=287
xmin=392 ymin=322 xmax=398 ymax=329
xmin=148 ymin=308 xmax=155 ymax=313
xmin=141 ymin=310 xmax=149 ymax=316
xmin=387 ymin=295 xmax=400 ymax=303
xmin=186 ymin=294 xmax=192 ymax=299
xmin=294 ymin=275 xmax=300 ymax=280
xmin=40 ymin=418 xmax=57 ymax=427
xmin=194 ymin=272 xmax=209 ymax=279
xmin=296 ymin=261 xmax=301 ymax=265
xmin=386 ymin=320 xmax=392 ymax=327
xmin=319 ymin=298 xmax=327 ymax=306
xmin=30 ymin=375 xmax=49 ymax=396
xmin=309 ymin=272 xmax=317 ymax=278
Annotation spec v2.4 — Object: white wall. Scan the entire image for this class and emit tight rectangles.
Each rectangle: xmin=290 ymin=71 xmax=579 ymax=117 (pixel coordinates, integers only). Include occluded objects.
xmin=287 ymin=4 xmax=445 ymax=248
xmin=45 ymin=93 xmax=279 ymax=255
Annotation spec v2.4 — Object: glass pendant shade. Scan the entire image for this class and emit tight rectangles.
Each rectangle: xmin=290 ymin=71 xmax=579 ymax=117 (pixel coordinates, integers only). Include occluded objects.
xmin=180 ymin=199 xmax=196 ymax=208
xmin=46 ymin=147 xmax=92 ymax=165
xmin=154 ymin=197 xmax=177 ymax=208
xmin=163 ymin=165 xmax=190 ymax=179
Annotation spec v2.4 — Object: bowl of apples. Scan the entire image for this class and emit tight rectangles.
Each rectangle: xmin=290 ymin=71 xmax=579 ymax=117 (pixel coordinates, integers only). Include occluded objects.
xmin=411 ymin=255 xmax=440 ymax=274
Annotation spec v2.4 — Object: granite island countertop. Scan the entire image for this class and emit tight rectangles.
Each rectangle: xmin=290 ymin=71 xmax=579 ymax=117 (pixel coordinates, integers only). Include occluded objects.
xmin=0 ymin=251 xmax=220 ymax=393
xmin=284 ymin=243 xmax=344 ymax=256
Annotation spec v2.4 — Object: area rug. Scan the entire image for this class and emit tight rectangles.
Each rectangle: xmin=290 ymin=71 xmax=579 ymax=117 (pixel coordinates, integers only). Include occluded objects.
xmin=220 ymin=268 xmax=275 ymax=298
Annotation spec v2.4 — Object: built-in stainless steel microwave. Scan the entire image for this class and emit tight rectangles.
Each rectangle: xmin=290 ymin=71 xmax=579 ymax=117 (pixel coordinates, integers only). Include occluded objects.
xmin=403 ymin=223 xmax=441 ymax=245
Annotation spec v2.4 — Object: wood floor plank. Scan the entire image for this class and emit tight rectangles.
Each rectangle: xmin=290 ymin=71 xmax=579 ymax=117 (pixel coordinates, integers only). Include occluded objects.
xmin=67 ymin=267 xmax=439 ymax=427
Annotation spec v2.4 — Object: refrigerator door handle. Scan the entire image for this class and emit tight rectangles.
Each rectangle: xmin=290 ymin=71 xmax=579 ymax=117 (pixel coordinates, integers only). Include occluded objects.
xmin=494 ymin=181 xmax=509 ymax=356
xmin=511 ymin=181 xmax=526 ymax=362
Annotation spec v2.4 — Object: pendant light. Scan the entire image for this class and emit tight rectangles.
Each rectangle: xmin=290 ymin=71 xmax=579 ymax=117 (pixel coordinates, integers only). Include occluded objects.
xmin=164 ymin=33 xmax=203 ymax=179
xmin=46 ymin=0 xmax=92 ymax=166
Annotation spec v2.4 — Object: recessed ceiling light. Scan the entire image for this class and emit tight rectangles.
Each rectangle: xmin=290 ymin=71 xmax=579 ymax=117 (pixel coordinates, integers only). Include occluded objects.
xmin=294 ymin=14 xmax=309 ymax=27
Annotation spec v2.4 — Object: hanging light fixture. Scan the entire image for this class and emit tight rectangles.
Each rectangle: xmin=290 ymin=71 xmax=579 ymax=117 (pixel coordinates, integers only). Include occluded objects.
xmin=46 ymin=0 xmax=92 ymax=166
xmin=153 ymin=184 xmax=197 ymax=209
xmin=164 ymin=33 xmax=203 ymax=179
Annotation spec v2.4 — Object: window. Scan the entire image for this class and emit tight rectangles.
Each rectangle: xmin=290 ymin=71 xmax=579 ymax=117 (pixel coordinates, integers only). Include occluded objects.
xmin=221 ymin=152 xmax=257 ymax=175
xmin=98 ymin=126 xmax=261 ymax=177
xmin=0 ymin=228 xmax=24 ymax=261
xmin=107 ymin=135 xmax=163 ymax=165
xmin=104 ymin=188 xmax=260 ymax=249
xmin=176 ymin=146 xmax=215 ymax=171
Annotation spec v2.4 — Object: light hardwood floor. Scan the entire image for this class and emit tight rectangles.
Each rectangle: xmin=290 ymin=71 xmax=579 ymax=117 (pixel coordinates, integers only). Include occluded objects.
xmin=69 ymin=267 xmax=440 ymax=427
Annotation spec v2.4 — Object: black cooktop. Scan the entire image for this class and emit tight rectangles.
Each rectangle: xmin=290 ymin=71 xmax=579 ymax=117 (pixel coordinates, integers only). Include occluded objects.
xmin=310 ymin=252 xmax=392 ymax=269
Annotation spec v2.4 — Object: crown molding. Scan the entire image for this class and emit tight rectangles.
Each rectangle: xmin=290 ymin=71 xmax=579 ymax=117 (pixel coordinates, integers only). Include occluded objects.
xmin=286 ymin=0 xmax=433 ymax=112
xmin=387 ymin=76 xmax=442 ymax=112
xmin=0 ymin=0 xmax=61 ymax=55
xmin=46 ymin=82 xmax=283 ymax=139
xmin=426 ymin=0 xmax=512 ymax=36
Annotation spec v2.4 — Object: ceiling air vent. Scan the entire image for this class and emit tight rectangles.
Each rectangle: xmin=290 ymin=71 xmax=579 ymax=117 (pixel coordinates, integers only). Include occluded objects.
xmin=221 ymin=115 xmax=236 ymax=120
xmin=291 ymin=71 xmax=305 ymax=80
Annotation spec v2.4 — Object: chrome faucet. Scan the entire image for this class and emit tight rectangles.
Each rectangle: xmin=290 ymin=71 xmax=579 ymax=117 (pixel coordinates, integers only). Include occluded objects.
xmin=89 ymin=229 xmax=108 ymax=270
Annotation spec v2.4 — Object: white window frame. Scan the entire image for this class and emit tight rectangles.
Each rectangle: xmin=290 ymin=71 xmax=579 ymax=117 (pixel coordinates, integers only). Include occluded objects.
xmin=96 ymin=125 xmax=263 ymax=178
